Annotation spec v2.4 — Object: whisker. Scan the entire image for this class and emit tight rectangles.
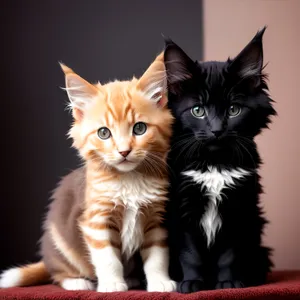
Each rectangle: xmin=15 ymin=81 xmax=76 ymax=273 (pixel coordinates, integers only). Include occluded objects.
xmin=237 ymin=139 xmax=256 ymax=168
xmin=173 ymin=138 xmax=196 ymax=165
xmin=184 ymin=139 xmax=199 ymax=164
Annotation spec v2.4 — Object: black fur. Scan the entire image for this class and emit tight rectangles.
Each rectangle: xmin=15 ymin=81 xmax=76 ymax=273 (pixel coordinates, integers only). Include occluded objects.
xmin=165 ymin=28 xmax=276 ymax=293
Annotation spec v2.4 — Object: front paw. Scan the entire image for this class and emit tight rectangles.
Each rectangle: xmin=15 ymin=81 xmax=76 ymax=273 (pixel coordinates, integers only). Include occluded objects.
xmin=147 ymin=280 xmax=177 ymax=292
xmin=215 ymin=280 xmax=244 ymax=289
xmin=177 ymin=279 xmax=205 ymax=293
xmin=97 ymin=281 xmax=128 ymax=292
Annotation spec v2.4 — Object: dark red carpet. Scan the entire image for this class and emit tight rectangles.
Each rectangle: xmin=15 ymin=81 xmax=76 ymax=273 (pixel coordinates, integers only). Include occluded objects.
xmin=1 ymin=271 xmax=300 ymax=300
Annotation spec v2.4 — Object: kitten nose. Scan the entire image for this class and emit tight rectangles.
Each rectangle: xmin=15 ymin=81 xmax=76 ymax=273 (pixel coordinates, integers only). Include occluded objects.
xmin=212 ymin=130 xmax=223 ymax=137
xmin=119 ymin=150 xmax=131 ymax=157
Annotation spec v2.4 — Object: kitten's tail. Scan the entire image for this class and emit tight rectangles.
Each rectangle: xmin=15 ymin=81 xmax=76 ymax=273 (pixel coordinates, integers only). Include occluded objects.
xmin=0 ymin=261 xmax=50 ymax=288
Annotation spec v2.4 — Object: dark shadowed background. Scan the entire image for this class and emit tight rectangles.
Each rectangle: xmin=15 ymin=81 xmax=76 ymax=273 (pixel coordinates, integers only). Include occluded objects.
xmin=0 ymin=0 xmax=203 ymax=270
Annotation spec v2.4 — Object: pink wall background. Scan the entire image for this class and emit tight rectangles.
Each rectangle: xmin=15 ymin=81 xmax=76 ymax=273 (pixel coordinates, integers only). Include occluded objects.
xmin=203 ymin=0 xmax=300 ymax=269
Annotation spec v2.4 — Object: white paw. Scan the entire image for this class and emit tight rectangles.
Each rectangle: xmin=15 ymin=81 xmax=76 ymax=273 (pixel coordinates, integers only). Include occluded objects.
xmin=97 ymin=281 xmax=128 ymax=292
xmin=61 ymin=278 xmax=94 ymax=291
xmin=147 ymin=280 xmax=177 ymax=292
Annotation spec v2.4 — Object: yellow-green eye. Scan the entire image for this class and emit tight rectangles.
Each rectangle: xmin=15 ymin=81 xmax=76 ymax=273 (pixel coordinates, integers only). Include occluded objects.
xmin=228 ymin=104 xmax=242 ymax=117
xmin=191 ymin=105 xmax=205 ymax=118
xmin=97 ymin=127 xmax=111 ymax=140
xmin=133 ymin=122 xmax=147 ymax=135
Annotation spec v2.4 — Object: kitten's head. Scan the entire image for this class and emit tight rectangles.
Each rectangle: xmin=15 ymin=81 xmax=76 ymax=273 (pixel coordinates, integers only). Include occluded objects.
xmin=61 ymin=53 xmax=173 ymax=174
xmin=164 ymin=27 xmax=276 ymax=158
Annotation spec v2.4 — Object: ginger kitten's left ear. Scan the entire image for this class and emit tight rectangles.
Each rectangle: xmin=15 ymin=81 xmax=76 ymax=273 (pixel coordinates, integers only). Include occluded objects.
xmin=60 ymin=63 xmax=99 ymax=121
xmin=137 ymin=52 xmax=167 ymax=108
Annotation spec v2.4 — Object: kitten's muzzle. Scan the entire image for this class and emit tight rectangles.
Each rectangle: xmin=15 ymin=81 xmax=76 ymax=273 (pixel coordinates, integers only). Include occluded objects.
xmin=212 ymin=130 xmax=224 ymax=138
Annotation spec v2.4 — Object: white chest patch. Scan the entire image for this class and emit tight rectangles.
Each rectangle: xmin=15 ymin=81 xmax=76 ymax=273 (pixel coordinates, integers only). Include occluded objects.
xmin=98 ymin=174 xmax=167 ymax=259
xmin=182 ymin=166 xmax=251 ymax=247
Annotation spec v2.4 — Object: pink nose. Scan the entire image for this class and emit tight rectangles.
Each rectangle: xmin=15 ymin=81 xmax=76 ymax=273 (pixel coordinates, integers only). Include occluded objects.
xmin=119 ymin=150 xmax=131 ymax=157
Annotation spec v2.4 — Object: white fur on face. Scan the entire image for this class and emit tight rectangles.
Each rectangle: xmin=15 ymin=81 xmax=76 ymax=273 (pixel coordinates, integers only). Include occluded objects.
xmin=182 ymin=167 xmax=251 ymax=247
xmin=97 ymin=126 xmax=146 ymax=173
xmin=113 ymin=160 xmax=139 ymax=172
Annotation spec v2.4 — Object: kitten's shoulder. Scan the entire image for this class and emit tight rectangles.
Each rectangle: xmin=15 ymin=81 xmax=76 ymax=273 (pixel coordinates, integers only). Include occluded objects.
xmin=55 ymin=166 xmax=85 ymax=191
xmin=50 ymin=167 xmax=86 ymax=208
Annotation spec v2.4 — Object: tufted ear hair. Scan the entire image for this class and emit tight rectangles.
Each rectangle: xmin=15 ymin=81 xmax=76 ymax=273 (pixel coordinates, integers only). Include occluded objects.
xmin=60 ymin=63 xmax=99 ymax=121
xmin=228 ymin=26 xmax=266 ymax=87
xmin=136 ymin=52 xmax=168 ymax=108
xmin=163 ymin=38 xmax=195 ymax=94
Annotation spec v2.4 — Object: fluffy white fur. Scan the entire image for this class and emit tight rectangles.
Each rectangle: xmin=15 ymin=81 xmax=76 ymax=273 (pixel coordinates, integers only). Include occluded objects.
xmin=141 ymin=246 xmax=176 ymax=292
xmin=88 ymin=247 xmax=128 ymax=292
xmin=83 ymin=172 xmax=175 ymax=292
xmin=61 ymin=278 xmax=94 ymax=291
xmin=143 ymin=77 xmax=166 ymax=103
xmin=91 ymin=173 xmax=168 ymax=259
xmin=183 ymin=167 xmax=251 ymax=246
xmin=0 ymin=268 xmax=22 ymax=288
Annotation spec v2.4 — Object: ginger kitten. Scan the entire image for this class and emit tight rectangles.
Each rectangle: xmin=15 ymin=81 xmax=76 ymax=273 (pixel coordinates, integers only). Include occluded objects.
xmin=0 ymin=53 xmax=176 ymax=292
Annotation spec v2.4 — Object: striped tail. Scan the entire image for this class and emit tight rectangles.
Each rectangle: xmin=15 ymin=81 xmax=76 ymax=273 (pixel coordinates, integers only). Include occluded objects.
xmin=0 ymin=261 xmax=50 ymax=288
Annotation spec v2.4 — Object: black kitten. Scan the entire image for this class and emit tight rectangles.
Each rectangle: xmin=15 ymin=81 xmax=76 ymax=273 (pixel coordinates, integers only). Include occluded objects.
xmin=165 ymin=28 xmax=276 ymax=293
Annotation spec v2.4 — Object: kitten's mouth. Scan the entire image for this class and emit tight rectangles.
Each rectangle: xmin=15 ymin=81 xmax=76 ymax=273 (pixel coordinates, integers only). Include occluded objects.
xmin=119 ymin=158 xmax=134 ymax=164
xmin=114 ymin=158 xmax=139 ymax=172
xmin=205 ymin=137 xmax=224 ymax=151
xmin=207 ymin=144 xmax=221 ymax=151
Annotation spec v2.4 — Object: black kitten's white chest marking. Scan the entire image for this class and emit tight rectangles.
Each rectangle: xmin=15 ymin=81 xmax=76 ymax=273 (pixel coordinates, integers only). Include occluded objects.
xmin=182 ymin=167 xmax=251 ymax=247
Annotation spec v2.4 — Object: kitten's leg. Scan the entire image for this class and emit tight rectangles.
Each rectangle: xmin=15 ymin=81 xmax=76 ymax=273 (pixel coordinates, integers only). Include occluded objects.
xmin=177 ymin=232 xmax=206 ymax=293
xmin=215 ymin=248 xmax=244 ymax=289
xmin=81 ymin=208 xmax=128 ymax=292
xmin=90 ymin=245 xmax=127 ymax=292
xmin=215 ymin=246 xmax=272 ymax=289
xmin=141 ymin=226 xmax=176 ymax=292
xmin=123 ymin=253 xmax=144 ymax=290
xmin=249 ymin=246 xmax=272 ymax=286
xmin=42 ymin=225 xmax=96 ymax=291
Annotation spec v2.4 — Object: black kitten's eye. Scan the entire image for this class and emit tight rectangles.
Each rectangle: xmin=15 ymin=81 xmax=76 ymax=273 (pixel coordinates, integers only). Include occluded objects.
xmin=133 ymin=122 xmax=147 ymax=135
xmin=191 ymin=105 xmax=205 ymax=118
xmin=97 ymin=127 xmax=111 ymax=140
xmin=228 ymin=104 xmax=242 ymax=117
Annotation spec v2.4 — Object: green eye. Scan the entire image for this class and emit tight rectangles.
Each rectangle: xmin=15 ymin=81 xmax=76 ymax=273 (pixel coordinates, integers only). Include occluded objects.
xmin=191 ymin=105 xmax=205 ymax=118
xmin=97 ymin=127 xmax=111 ymax=140
xmin=228 ymin=104 xmax=242 ymax=117
xmin=133 ymin=122 xmax=147 ymax=135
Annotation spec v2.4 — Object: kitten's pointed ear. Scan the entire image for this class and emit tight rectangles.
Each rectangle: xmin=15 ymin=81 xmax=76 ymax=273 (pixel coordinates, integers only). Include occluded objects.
xmin=229 ymin=27 xmax=266 ymax=85
xmin=60 ymin=63 xmax=99 ymax=121
xmin=163 ymin=38 xmax=195 ymax=94
xmin=137 ymin=52 xmax=167 ymax=108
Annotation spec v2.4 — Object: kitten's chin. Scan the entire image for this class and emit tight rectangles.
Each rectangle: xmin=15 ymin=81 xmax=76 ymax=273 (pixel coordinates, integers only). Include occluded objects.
xmin=114 ymin=161 xmax=138 ymax=173
xmin=204 ymin=138 xmax=225 ymax=152
xmin=206 ymin=144 xmax=222 ymax=152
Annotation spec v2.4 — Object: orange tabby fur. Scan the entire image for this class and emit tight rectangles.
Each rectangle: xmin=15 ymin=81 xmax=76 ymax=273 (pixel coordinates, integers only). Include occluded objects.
xmin=0 ymin=53 xmax=175 ymax=292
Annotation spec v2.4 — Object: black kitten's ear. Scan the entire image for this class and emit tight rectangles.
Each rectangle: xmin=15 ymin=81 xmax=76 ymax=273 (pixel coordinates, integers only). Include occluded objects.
xmin=163 ymin=38 xmax=195 ymax=93
xmin=229 ymin=26 xmax=266 ymax=86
